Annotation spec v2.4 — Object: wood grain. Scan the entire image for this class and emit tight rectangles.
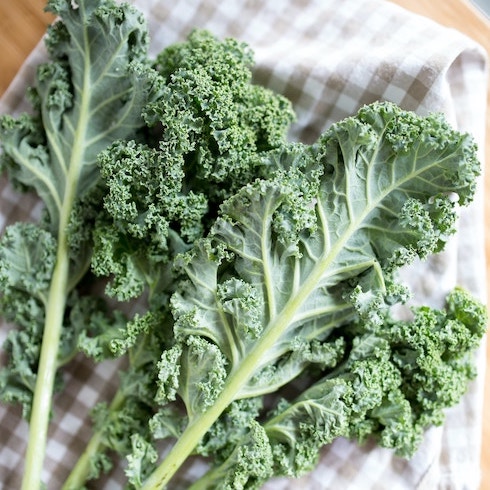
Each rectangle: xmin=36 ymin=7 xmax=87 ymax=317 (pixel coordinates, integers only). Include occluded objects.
xmin=0 ymin=0 xmax=54 ymax=94
xmin=0 ymin=1 xmax=488 ymax=489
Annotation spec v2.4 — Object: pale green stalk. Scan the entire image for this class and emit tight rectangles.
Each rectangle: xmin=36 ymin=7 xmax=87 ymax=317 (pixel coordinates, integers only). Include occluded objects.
xmin=21 ymin=36 xmax=93 ymax=489
xmin=62 ymin=389 xmax=126 ymax=490
xmin=140 ymin=257 xmax=355 ymax=489
xmin=21 ymin=238 xmax=70 ymax=490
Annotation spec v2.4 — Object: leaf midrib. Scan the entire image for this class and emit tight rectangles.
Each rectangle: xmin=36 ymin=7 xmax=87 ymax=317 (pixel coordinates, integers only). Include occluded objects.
xmin=199 ymin=139 xmax=456 ymax=416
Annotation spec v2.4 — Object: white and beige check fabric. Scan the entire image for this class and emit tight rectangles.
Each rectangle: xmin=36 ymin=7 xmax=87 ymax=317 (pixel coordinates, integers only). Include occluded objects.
xmin=0 ymin=1 xmax=487 ymax=488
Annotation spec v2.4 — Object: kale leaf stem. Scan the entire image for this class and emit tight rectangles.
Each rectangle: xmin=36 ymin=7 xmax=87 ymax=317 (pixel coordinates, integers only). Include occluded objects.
xmin=21 ymin=225 xmax=71 ymax=490
xmin=21 ymin=28 xmax=93 ymax=486
xmin=62 ymin=389 xmax=126 ymax=490
xmin=141 ymin=261 xmax=330 ymax=489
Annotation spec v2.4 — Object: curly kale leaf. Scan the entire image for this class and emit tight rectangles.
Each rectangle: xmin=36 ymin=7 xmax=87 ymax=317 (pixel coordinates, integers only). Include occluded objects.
xmin=90 ymin=141 xmax=202 ymax=301
xmin=166 ymin=102 xmax=478 ymax=407
xmin=56 ymin=28 xmax=297 ymax=489
xmin=267 ymin=287 xmax=487 ymax=478
xmin=138 ymin=101 xmax=481 ymax=489
xmin=0 ymin=0 xmax=165 ymax=363
xmin=89 ymin=29 xmax=296 ymax=302
xmin=0 ymin=0 xmax=163 ymax=231
xmin=0 ymin=1 xmax=166 ymax=487
xmin=185 ymin=288 xmax=486 ymax=489
xmin=374 ymin=287 xmax=487 ymax=454
xmin=0 ymin=223 xmax=56 ymax=302
xmin=189 ymin=421 xmax=274 ymax=490
xmin=150 ymin=29 xmax=295 ymax=198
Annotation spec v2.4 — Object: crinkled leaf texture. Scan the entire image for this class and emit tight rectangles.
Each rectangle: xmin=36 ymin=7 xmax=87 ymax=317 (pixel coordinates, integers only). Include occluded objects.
xmin=145 ymin=101 xmax=482 ymax=488
xmin=167 ymin=101 xmax=478 ymax=409
xmin=262 ymin=287 xmax=487 ymax=478
xmin=0 ymin=0 xmax=164 ymax=415
xmin=90 ymin=28 xmax=295 ymax=302
xmin=0 ymin=0 xmax=162 ymax=230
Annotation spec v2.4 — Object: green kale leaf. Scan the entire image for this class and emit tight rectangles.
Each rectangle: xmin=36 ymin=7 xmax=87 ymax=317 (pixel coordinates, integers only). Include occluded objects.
xmin=0 ymin=0 xmax=164 ymax=487
xmin=89 ymin=29 xmax=295 ymax=302
xmin=137 ymin=101 xmax=483 ymax=489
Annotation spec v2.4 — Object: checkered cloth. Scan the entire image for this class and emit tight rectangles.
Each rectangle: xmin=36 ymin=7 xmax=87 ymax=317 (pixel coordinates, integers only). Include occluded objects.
xmin=0 ymin=0 xmax=488 ymax=488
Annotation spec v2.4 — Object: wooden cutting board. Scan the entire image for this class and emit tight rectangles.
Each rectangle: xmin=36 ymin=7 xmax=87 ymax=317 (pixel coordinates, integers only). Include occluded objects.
xmin=0 ymin=1 xmax=489 ymax=488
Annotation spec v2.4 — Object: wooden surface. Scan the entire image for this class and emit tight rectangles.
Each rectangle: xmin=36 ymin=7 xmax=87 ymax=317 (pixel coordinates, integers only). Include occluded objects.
xmin=0 ymin=0 xmax=55 ymax=94
xmin=0 ymin=0 xmax=488 ymax=488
